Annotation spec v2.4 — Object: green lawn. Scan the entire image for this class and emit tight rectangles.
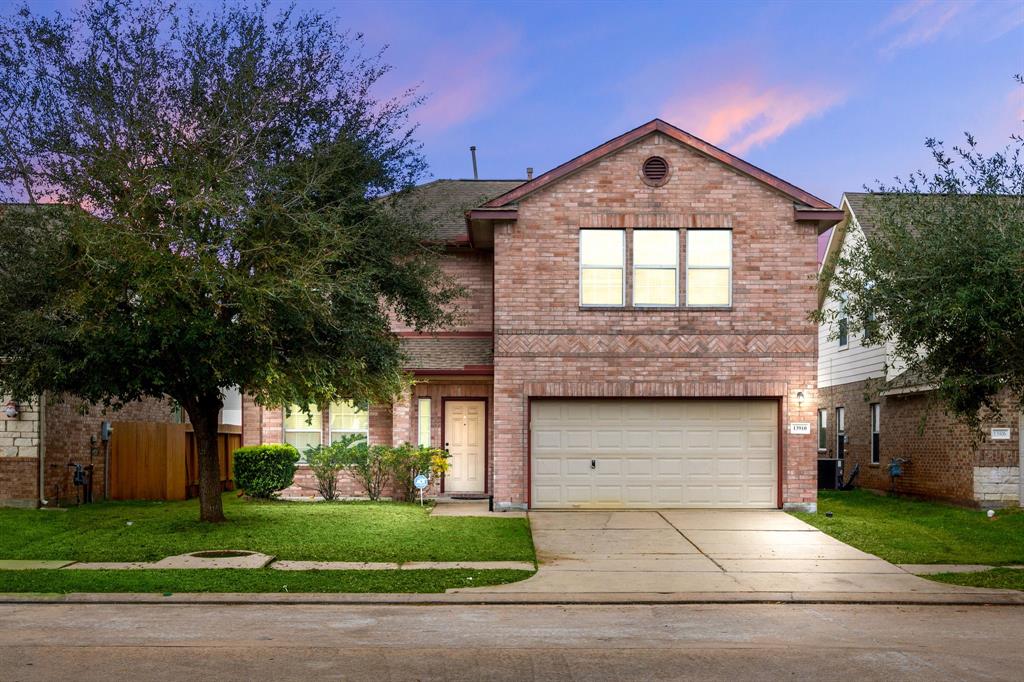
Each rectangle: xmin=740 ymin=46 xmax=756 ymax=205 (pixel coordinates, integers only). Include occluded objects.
xmin=792 ymin=490 xmax=1024 ymax=565
xmin=0 ymin=568 xmax=532 ymax=594
xmin=928 ymin=569 xmax=1024 ymax=592
xmin=0 ymin=494 xmax=535 ymax=563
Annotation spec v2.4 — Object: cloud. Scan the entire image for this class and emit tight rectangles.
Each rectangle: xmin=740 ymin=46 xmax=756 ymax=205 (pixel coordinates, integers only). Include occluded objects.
xmin=660 ymin=81 xmax=844 ymax=154
xmin=875 ymin=0 xmax=973 ymax=56
xmin=409 ymin=30 xmax=523 ymax=135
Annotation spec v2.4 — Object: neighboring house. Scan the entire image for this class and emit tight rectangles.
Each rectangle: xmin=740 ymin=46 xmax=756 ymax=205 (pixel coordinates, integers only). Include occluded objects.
xmin=0 ymin=388 xmax=241 ymax=508
xmin=245 ymin=119 xmax=843 ymax=511
xmin=817 ymin=192 xmax=1022 ymax=506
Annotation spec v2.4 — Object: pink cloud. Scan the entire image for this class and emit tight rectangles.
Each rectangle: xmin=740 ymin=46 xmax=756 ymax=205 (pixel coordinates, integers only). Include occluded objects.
xmin=661 ymin=81 xmax=844 ymax=154
xmin=409 ymin=31 xmax=522 ymax=134
xmin=876 ymin=0 xmax=973 ymax=56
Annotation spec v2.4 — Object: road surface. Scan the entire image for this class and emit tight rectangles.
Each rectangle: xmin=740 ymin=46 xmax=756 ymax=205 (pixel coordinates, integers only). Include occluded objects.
xmin=1 ymin=602 xmax=1021 ymax=680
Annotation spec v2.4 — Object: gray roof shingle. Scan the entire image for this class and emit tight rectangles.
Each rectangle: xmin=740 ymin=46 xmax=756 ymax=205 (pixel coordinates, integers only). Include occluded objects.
xmin=400 ymin=337 xmax=493 ymax=370
xmin=399 ymin=179 xmax=524 ymax=243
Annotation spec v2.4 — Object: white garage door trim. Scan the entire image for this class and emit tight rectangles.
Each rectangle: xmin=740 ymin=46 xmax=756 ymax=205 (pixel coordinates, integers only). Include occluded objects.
xmin=529 ymin=398 xmax=779 ymax=509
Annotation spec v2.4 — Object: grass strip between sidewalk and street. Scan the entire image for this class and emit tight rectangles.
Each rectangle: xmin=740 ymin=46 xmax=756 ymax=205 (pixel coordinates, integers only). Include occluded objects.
xmin=0 ymin=568 xmax=534 ymax=594
xmin=927 ymin=568 xmax=1024 ymax=592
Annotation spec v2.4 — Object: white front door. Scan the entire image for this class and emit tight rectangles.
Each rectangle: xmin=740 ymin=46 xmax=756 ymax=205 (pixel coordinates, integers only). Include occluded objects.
xmin=444 ymin=401 xmax=486 ymax=493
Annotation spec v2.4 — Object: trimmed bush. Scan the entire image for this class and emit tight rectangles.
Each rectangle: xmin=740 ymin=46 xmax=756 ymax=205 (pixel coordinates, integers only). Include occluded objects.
xmin=233 ymin=444 xmax=300 ymax=498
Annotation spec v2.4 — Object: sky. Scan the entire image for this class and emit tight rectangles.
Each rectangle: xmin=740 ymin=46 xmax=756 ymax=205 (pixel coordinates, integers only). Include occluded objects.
xmin=22 ymin=0 xmax=1024 ymax=206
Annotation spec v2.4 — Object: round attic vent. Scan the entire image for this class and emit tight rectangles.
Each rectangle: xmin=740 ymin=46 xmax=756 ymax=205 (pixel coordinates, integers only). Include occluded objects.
xmin=641 ymin=156 xmax=670 ymax=186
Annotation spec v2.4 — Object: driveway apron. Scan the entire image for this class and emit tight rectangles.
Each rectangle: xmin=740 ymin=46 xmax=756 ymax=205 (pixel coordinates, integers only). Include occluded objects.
xmin=459 ymin=510 xmax=1007 ymax=597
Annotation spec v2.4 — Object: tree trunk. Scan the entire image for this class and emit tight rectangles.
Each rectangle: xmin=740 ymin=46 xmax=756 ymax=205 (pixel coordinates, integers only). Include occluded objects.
xmin=185 ymin=395 xmax=226 ymax=523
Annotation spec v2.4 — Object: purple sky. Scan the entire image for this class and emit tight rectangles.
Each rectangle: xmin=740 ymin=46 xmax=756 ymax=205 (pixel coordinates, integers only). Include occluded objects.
xmin=25 ymin=0 xmax=1024 ymax=206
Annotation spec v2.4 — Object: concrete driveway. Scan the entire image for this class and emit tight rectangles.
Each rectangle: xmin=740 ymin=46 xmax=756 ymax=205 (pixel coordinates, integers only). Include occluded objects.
xmin=462 ymin=510 xmax=1007 ymax=597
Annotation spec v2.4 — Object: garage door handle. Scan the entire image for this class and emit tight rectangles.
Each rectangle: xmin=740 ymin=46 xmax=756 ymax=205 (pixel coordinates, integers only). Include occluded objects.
xmin=591 ymin=459 xmax=596 ymax=470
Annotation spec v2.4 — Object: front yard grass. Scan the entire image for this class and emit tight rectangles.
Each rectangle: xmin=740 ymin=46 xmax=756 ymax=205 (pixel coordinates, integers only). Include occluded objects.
xmin=0 ymin=493 xmax=535 ymax=563
xmin=0 ymin=568 xmax=532 ymax=594
xmin=792 ymin=490 xmax=1024 ymax=565
xmin=928 ymin=568 xmax=1024 ymax=592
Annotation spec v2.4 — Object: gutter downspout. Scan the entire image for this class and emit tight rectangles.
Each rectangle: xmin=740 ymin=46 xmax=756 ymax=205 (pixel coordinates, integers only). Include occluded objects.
xmin=38 ymin=392 xmax=47 ymax=507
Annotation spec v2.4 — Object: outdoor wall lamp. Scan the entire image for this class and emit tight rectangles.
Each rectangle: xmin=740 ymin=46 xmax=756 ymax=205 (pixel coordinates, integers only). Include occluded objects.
xmin=796 ymin=391 xmax=805 ymax=407
xmin=3 ymin=401 xmax=20 ymax=419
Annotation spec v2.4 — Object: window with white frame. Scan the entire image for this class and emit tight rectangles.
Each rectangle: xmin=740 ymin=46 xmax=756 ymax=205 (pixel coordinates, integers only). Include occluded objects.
xmin=686 ymin=229 xmax=732 ymax=306
xmin=329 ymin=400 xmax=369 ymax=443
xmin=817 ymin=408 xmax=828 ymax=451
xmin=836 ymin=406 xmax=846 ymax=460
xmin=870 ymin=403 xmax=881 ymax=464
xmin=580 ymin=229 xmax=625 ymax=306
xmin=837 ymin=293 xmax=850 ymax=348
xmin=417 ymin=398 xmax=431 ymax=447
xmin=284 ymin=404 xmax=323 ymax=453
xmin=633 ymin=230 xmax=679 ymax=306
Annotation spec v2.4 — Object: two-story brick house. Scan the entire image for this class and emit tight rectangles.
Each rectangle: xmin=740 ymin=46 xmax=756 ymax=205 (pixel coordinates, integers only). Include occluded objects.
xmin=243 ymin=119 xmax=842 ymax=511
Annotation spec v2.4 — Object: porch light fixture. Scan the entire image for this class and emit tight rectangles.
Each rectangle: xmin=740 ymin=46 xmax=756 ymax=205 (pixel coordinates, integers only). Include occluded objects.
xmin=796 ymin=391 xmax=805 ymax=407
xmin=3 ymin=401 xmax=19 ymax=419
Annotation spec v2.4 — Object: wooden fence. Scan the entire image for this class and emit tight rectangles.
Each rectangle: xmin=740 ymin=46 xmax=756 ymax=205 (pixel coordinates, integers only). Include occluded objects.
xmin=108 ymin=422 xmax=239 ymax=501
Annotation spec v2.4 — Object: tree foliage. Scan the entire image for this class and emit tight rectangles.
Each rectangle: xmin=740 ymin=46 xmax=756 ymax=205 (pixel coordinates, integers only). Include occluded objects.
xmin=0 ymin=0 xmax=458 ymax=520
xmin=816 ymin=116 xmax=1024 ymax=424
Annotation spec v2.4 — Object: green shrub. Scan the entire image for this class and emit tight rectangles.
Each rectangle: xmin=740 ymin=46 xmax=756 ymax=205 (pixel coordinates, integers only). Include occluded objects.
xmin=386 ymin=443 xmax=450 ymax=503
xmin=346 ymin=442 xmax=391 ymax=501
xmin=304 ymin=434 xmax=365 ymax=501
xmin=233 ymin=444 xmax=300 ymax=498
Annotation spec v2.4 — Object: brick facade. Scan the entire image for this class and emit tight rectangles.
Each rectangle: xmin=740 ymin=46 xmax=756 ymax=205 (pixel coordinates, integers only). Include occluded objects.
xmin=1 ymin=394 xmax=176 ymax=507
xmin=243 ymin=378 xmax=493 ymax=499
xmin=820 ymin=379 xmax=1020 ymax=506
xmin=489 ymin=132 xmax=821 ymax=510
xmin=389 ymin=250 xmax=493 ymax=333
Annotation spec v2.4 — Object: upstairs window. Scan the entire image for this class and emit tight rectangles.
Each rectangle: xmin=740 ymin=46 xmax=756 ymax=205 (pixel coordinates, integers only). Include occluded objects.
xmin=837 ymin=293 xmax=849 ymax=348
xmin=329 ymin=400 xmax=369 ymax=443
xmin=580 ymin=229 xmax=625 ymax=306
xmin=633 ymin=230 xmax=679 ymax=306
xmin=686 ymin=229 xmax=732 ymax=306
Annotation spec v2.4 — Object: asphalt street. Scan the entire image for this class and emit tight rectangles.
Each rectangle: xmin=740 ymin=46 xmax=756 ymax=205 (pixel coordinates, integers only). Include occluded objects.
xmin=1 ymin=602 xmax=1022 ymax=681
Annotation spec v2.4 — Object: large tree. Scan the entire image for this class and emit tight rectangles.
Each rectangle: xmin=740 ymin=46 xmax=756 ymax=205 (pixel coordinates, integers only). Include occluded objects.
xmin=0 ymin=0 xmax=458 ymax=521
xmin=816 ymin=110 xmax=1024 ymax=425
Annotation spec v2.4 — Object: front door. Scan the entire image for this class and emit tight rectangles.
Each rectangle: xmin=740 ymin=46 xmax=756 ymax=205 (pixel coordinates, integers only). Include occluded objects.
xmin=444 ymin=400 xmax=486 ymax=493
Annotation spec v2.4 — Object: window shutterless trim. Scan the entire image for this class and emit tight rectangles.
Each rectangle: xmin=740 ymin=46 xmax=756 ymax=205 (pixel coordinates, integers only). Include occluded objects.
xmin=417 ymin=397 xmax=431 ymax=447
xmin=579 ymin=229 xmax=626 ymax=307
xmin=870 ymin=403 xmax=881 ymax=464
xmin=685 ymin=229 xmax=732 ymax=307
xmin=632 ymin=229 xmax=679 ymax=307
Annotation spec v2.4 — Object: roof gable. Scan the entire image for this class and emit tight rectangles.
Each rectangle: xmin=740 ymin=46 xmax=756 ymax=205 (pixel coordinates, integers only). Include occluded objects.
xmin=482 ymin=119 xmax=834 ymax=210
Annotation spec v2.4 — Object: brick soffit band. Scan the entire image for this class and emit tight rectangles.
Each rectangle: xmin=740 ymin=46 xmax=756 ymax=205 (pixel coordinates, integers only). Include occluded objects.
xmin=479 ymin=119 xmax=836 ymax=211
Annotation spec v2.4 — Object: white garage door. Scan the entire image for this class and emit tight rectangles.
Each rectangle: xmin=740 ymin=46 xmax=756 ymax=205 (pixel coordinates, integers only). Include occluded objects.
xmin=531 ymin=400 xmax=777 ymax=509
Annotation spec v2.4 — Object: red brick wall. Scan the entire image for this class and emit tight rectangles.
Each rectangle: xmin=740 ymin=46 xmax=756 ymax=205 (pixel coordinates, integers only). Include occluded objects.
xmin=0 ymin=458 xmax=39 ymax=507
xmin=389 ymin=250 xmax=493 ymax=333
xmin=43 ymin=395 xmax=177 ymax=504
xmin=491 ymin=131 xmax=821 ymax=509
xmin=821 ymin=380 xmax=1020 ymax=504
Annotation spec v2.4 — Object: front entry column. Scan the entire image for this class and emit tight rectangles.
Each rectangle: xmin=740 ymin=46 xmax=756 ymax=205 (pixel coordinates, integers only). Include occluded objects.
xmin=391 ymin=393 xmax=413 ymax=447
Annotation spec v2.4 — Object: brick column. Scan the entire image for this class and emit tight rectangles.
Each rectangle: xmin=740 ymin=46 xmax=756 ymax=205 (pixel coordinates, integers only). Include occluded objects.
xmin=392 ymin=393 xmax=413 ymax=447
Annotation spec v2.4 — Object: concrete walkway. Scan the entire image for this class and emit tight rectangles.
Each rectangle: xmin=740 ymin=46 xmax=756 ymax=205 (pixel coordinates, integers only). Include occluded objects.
xmin=454 ymin=510 xmax=1018 ymax=598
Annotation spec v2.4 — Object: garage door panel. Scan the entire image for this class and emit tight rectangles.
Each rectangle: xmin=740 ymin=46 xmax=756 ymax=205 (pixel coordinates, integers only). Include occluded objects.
xmin=531 ymin=399 xmax=777 ymax=509
xmin=687 ymin=430 xmax=714 ymax=449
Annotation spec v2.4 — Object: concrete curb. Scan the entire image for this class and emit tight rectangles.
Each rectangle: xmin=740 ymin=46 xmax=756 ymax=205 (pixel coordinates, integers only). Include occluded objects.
xmin=2 ymin=590 xmax=1022 ymax=606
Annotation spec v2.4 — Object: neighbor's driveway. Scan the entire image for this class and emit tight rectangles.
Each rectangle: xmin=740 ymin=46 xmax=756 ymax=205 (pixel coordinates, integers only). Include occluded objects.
xmin=460 ymin=510 xmax=1005 ymax=596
